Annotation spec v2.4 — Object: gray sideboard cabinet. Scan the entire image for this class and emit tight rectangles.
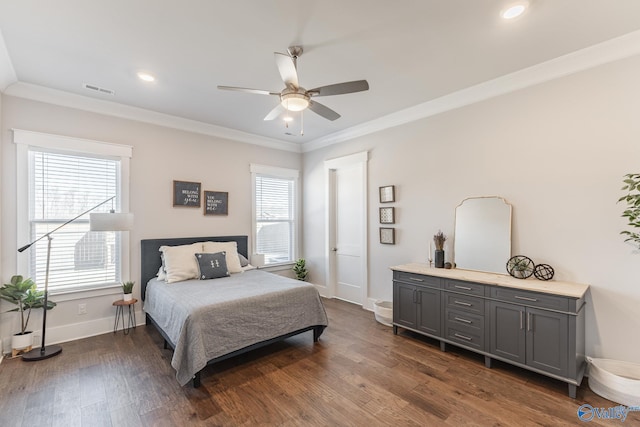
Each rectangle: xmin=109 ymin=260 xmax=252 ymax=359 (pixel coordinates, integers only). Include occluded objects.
xmin=391 ymin=263 xmax=589 ymax=398
xmin=393 ymin=271 xmax=441 ymax=336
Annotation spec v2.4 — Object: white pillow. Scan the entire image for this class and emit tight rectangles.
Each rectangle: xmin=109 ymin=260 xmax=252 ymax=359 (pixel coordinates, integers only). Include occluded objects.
xmin=156 ymin=266 xmax=167 ymax=281
xmin=202 ymin=241 xmax=243 ymax=273
xmin=159 ymin=242 xmax=204 ymax=283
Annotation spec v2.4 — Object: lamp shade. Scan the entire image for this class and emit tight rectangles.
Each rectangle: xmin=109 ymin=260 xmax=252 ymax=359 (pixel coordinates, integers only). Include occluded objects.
xmin=251 ymin=253 xmax=265 ymax=268
xmin=90 ymin=212 xmax=134 ymax=231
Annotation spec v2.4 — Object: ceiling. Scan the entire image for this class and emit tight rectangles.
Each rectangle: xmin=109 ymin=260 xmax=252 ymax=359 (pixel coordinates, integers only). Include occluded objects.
xmin=1 ymin=1 xmax=640 ymax=150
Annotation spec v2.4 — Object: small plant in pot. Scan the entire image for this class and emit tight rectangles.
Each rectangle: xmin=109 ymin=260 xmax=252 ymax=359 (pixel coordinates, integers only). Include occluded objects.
xmin=292 ymin=259 xmax=308 ymax=281
xmin=121 ymin=281 xmax=135 ymax=301
xmin=0 ymin=275 xmax=56 ymax=351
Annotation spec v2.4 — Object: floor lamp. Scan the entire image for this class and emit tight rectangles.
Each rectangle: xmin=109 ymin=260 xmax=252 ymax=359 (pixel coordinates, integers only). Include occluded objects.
xmin=17 ymin=196 xmax=133 ymax=361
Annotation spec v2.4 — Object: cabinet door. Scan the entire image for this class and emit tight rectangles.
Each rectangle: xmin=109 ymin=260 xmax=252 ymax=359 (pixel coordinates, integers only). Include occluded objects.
xmin=489 ymin=301 xmax=526 ymax=364
xmin=526 ymin=307 xmax=568 ymax=377
xmin=416 ymin=287 xmax=441 ymax=336
xmin=393 ymin=282 xmax=417 ymax=328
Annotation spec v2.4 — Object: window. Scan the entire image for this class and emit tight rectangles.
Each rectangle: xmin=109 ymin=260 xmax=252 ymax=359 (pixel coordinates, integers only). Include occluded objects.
xmin=15 ymin=130 xmax=132 ymax=293
xmin=251 ymin=164 xmax=299 ymax=266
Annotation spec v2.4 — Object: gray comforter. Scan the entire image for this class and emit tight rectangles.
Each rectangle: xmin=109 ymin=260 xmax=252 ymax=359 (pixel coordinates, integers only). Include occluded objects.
xmin=143 ymin=269 xmax=328 ymax=385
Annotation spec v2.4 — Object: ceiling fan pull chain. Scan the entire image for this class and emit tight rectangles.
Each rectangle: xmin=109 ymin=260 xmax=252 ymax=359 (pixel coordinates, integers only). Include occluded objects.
xmin=300 ymin=110 xmax=304 ymax=136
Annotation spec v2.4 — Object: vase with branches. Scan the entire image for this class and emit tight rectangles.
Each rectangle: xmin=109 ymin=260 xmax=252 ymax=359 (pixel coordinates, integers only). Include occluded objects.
xmin=433 ymin=230 xmax=447 ymax=268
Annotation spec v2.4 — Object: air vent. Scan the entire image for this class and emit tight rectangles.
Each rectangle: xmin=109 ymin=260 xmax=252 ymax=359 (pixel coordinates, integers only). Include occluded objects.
xmin=83 ymin=83 xmax=115 ymax=96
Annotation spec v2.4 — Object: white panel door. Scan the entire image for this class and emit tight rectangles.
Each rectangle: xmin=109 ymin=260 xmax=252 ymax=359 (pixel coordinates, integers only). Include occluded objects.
xmin=334 ymin=163 xmax=364 ymax=304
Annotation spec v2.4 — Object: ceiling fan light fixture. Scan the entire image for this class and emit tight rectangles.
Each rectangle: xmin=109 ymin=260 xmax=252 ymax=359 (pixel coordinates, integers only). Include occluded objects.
xmin=281 ymin=93 xmax=309 ymax=111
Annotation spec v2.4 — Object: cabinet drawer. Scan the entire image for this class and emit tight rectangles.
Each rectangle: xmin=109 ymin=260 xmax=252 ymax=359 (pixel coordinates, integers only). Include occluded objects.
xmin=394 ymin=271 xmax=441 ymax=288
xmin=445 ymin=325 xmax=484 ymax=350
xmin=444 ymin=293 xmax=485 ymax=315
xmin=445 ymin=308 xmax=484 ymax=333
xmin=444 ymin=279 xmax=485 ymax=296
xmin=490 ymin=287 xmax=569 ymax=311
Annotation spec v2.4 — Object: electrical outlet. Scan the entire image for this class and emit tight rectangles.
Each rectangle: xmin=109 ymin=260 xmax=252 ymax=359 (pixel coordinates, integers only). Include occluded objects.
xmin=78 ymin=303 xmax=87 ymax=315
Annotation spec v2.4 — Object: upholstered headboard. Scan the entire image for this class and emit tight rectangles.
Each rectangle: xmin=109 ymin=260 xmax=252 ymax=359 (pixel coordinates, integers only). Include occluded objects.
xmin=140 ymin=235 xmax=249 ymax=300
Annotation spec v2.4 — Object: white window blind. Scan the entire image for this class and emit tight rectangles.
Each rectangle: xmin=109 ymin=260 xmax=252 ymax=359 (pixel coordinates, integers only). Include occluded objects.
xmin=28 ymin=150 xmax=122 ymax=291
xmin=254 ymin=173 xmax=297 ymax=265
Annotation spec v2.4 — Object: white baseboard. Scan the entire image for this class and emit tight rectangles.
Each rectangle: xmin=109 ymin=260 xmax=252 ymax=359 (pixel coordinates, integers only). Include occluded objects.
xmin=4 ymin=309 xmax=145 ymax=349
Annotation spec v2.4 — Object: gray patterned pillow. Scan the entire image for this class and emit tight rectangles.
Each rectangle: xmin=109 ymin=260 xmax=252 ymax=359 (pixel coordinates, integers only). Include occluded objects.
xmin=195 ymin=252 xmax=230 ymax=280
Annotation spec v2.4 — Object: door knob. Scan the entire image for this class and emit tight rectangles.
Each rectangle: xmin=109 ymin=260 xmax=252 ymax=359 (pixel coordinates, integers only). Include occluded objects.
xmin=331 ymin=248 xmax=338 ymax=252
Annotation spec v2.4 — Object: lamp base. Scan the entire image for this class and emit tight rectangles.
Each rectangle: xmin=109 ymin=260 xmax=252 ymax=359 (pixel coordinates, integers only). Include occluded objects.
xmin=21 ymin=345 xmax=62 ymax=361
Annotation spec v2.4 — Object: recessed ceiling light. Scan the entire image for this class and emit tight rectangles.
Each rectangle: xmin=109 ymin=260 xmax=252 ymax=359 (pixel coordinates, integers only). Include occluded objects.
xmin=501 ymin=2 xmax=528 ymax=19
xmin=137 ymin=72 xmax=156 ymax=82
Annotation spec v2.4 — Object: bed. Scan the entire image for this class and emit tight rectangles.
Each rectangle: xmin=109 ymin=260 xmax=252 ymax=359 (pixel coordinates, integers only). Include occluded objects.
xmin=140 ymin=235 xmax=328 ymax=387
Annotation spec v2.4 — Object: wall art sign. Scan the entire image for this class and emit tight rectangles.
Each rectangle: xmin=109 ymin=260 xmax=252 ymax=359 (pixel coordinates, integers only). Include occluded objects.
xmin=204 ymin=191 xmax=229 ymax=215
xmin=173 ymin=180 xmax=201 ymax=207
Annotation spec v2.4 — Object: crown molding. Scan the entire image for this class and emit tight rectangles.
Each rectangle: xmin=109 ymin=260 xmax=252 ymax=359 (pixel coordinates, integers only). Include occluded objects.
xmin=4 ymin=29 xmax=640 ymax=155
xmin=0 ymin=29 xmax=17 ymax=91
xmin=3 ymin=82 xmax=301 ymax=153
xmin=302 ymin=29 xmax=640 ymax=153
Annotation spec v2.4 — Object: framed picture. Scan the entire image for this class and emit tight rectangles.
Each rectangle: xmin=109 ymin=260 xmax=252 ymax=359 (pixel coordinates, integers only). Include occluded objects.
xmin=204 ymin=191 xmax=228 ymax=215
xmin=380 ymin=227 xmax=395 ymax=244
xmin=379 ymin=207 xmax=395 ymax=224
xmin=379 ymin=185 xmax=395 ymax=203
xmin=173 ymin=180 xmax=201 ymax=207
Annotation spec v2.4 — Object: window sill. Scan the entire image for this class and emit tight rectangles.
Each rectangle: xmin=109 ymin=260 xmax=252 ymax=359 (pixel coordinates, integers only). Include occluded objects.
xmin=47 ymin=284 xmax=122 ymax=302
xmin=259 ymin=262 xmax=295 ymax=273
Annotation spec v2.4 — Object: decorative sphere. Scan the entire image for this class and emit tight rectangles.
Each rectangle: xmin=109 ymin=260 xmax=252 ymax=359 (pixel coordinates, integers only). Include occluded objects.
xmin=533 ymin=264 xmax=554 ymax=281
xmin=444 ymin=262 xmax=452 ymax=269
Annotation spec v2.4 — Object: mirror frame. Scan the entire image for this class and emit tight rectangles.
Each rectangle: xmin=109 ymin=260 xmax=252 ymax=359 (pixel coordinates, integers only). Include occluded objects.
xmin=453 ymin=196 xmax=512 ymax=274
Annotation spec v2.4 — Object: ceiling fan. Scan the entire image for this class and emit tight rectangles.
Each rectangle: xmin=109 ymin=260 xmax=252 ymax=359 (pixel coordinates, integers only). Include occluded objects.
xmin=217 ymin=46 xmax=369 ymax=122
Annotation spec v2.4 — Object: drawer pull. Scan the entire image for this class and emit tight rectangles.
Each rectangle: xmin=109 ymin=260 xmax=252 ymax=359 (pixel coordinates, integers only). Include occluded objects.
xmin=409 ymin=277 xmax=424 ymax=282
xmin=454 ymin=300 xmax=472 ymax=307
xmin=515 ymin=295 xmax=538 ymax=302
xmin=454 ymin=333 xmax=473 ymax=341
xmin=454 ymin=285 xmax=472 ymax=291
xmin=454 ymin=316 xmax=472 ymax=324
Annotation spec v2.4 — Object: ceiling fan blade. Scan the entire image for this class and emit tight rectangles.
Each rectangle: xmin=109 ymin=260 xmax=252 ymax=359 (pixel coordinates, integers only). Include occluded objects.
xmin=309 ymin=80 xmax=369 ymax=97
xmin=264 ymin=103 xmax=286 ymax=121
xmin=274 ymin=52 xmax=299 ymax=90
xmin=308 ymin=100 xmax=341 ymax=121
xmin=217 ymin=86 xmax=280 ymax=96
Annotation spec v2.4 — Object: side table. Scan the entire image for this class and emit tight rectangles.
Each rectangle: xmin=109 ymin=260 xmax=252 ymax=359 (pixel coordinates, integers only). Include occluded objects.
xmin=113 ymin=298 xmax=138 ymax=335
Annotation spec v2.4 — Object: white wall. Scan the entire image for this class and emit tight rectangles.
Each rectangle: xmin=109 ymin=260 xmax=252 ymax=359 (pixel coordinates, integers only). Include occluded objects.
xmin=0 ymin=95 xmax=301 ymax=348
xmin=303 ymin=54 xmax=640 ymax=363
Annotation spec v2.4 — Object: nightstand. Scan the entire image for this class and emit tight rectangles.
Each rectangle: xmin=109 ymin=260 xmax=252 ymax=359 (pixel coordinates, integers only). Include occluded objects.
xmin=113 ymin=298 xmax=137 ymax=335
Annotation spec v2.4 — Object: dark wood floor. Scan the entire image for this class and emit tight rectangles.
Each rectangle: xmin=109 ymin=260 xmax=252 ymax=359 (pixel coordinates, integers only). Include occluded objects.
xmin=0 ymin=298 xmax=636 ymax=426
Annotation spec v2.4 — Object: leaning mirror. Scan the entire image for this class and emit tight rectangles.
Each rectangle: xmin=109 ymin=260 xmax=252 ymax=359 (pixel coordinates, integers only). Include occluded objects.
xmin=454 ymin=196 xmax=512 ymax=274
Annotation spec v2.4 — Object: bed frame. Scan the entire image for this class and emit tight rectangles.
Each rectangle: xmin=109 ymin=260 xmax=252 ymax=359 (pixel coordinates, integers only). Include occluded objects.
xmin=140 ymin=235 xmax=325 ymax=387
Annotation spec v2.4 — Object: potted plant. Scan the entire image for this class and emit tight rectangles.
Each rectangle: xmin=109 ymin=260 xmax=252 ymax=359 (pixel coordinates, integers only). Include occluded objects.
xmin=433 ymin=230 xmax=447 ymax=268
xmin=122 ymin=281 xmax=135 ymax=301
xmin=292 ymin=259 xmax=308 ymax=281
xmin=619 ymin=173 xmax=640 ymax=248
xmin=0 ymin=275 xmax=56 ymax=351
